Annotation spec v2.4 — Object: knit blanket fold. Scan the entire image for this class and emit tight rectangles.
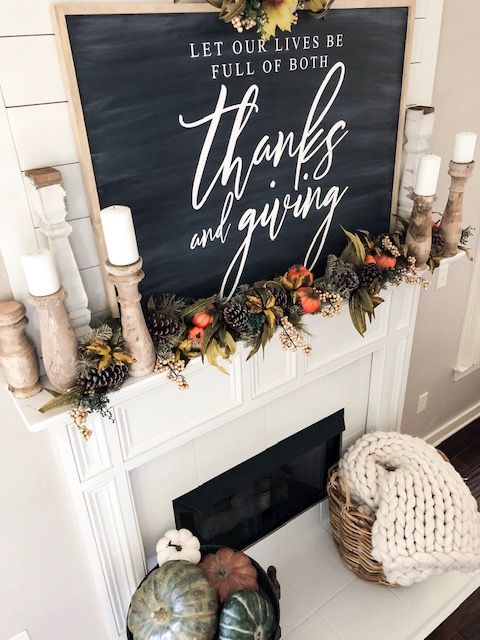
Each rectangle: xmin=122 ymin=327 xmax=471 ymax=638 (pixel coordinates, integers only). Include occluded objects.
xmin=339 ymin=432 xmax=480 ymax=586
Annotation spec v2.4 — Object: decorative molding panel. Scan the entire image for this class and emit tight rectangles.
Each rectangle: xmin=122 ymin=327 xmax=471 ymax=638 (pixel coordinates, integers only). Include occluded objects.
xmin=390 ymin=284 xmax=417 ymax=332
xmin=304 ymin=292 xmax=390 ymax=375
xmin=249 ymin=339 xmax=297 ymax=399
xmin=84 ymin=476 xmax=145 ymax=636
xmin=67 ymin=416 xmax=112 ymax=482
xmin=116 ymin=356 xmax=244 ymax=462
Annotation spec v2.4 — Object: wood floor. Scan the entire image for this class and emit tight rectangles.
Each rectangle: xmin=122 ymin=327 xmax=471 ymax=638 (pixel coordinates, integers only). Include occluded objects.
xmin=426 ymin=418 xmax=480 ymax=640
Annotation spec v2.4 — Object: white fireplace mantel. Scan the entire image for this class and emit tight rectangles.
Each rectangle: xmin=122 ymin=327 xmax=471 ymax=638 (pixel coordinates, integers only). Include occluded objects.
xmin=9 ymin=281 xmax=421 ymax=637
xmin=8 ymin=260 xmax=473 ymax=639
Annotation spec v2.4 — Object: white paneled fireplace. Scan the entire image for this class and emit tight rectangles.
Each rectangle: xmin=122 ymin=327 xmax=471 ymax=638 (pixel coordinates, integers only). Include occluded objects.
xmin=12 ymin=281 xmax=480 ymax=639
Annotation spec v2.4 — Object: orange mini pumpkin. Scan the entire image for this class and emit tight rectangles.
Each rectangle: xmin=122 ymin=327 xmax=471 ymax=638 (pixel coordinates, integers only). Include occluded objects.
xmin=296 ymin=287 xmax=321 ymax=314
xmin=192 ymin=310 xmax=214 ymax=329
xmin=286 ymin=265 xmax=314 ymax=287
xmin=199 ymin=547 xmax=258 ymax=602
xmin=374 ymin=253 xmax=397 ymax=269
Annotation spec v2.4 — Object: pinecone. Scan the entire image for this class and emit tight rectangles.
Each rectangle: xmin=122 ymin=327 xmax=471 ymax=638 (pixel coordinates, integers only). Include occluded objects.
xmin=431 ymin=227 xmax=446 ymax=257
xmin=147 ymin=313 xmax=181 ymax=348
xmin=272 ymin=286 xmax=288 ymax=310
xmin=223 ymin=302 xmax=249 ymax=332
xmin=331 ymin=265 xmax=360 ymax=298
xmin=79 ymin=363 xmax=129 ymax=393
xmin=357 ymin=263 xmax=383 ymax=290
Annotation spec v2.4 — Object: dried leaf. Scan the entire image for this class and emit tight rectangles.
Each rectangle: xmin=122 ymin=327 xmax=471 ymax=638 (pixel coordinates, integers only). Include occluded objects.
xmin=98 ymin=353 xmax=111 ymax=371
xmin=39 ymin=388 xmax=81 ymax=414
xmin=349 ymin=295 xmax=367 ymax=336
xmin=223 ymin=329 xmax=237 ymax=356
xmin=356 ymin=287 xmax=374 ymax=314
xmin=112 ymin=351 xmax=135 ymax=365
xmin=264 ymin=309 xmax=277 ymax=330
xmin=341 ymin=227 xmax=366 ymax=265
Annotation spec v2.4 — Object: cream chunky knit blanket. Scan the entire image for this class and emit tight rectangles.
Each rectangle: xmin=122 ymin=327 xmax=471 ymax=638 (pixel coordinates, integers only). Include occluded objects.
xmin=339 ymin=432 xmax=480 ymax=586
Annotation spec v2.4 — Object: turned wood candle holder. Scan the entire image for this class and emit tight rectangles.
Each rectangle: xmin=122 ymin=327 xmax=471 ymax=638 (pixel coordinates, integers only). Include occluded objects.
xmin=0 ymin=301 xmax=42 ymax=398
xmin=439 ymin=160 xmax=475 ymax=257
xmin=405 ymin=194 xmax=436 ymax=270
xmin=29 ymin=287 xmax=78 ymax=392
xmin=105 ymin=258 xmax=155 ymax=377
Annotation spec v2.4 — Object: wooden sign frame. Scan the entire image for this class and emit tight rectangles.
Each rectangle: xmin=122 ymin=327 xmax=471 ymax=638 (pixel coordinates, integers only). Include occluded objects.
xmin=54 ymin=0 xmax=415 ymax=313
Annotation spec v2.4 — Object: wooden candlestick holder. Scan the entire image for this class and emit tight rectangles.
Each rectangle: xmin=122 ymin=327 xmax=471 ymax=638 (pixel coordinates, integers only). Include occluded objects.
xmin=105 ymin=258 xmax=155 ymax=377
xmin=29 ymin=287 xmax=78 ymax=392
xmin=405 ymin=194 xmax=436 ymax=270
xmin=0 ymin=301 xmax=42 ymax=398
xmin=439 ymin=160 xmax=475 ymax=257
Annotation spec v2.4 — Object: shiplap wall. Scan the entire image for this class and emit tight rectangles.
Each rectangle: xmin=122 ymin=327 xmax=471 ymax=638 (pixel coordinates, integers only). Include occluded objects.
xmin=0 ymin=0 xmax=444 ymax=319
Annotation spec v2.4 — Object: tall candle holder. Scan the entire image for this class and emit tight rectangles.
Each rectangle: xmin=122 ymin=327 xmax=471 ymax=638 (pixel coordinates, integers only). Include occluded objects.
xmin=439 ymin=161 xmax=475 ymax=257
xmin=105 ymin=258 xmax=155 ymax=377
xmin=29 ymin=288 xmax=78 ymax=392
xmin=406 ymin=194 xmax=436 ymax=270
xmin=0 ymin=301 xmax=42 ymax=398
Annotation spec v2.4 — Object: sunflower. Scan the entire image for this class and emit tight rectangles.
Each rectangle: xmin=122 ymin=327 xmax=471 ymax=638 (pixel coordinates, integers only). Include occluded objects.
xmin=262 ymin=0 xmax=298 ymax=40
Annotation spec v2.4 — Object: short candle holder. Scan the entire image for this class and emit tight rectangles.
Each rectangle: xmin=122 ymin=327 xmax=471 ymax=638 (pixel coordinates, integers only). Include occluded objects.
xmin=105 ymin=258 xmax=156 ymax=377
xmin=0 ymin=301 xmax=42 ymax=398
xmin=406 ymin=193 xmax=436 ymax=270
xmin=29 ymin=287 xmax=78 ymax=392
xmin=440 ymin=160 xmax=475 ymax=257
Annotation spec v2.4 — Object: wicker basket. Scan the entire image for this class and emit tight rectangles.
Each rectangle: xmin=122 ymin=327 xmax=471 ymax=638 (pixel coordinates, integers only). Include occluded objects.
xmin=327 ymin=452 xmax=449 ymax=586
xmin=327 ymin=464 xmax=390 ymax=585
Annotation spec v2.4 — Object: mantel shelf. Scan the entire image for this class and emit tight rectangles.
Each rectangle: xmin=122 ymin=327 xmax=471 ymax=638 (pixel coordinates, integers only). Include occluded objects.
xmin=8 ymin=251 xmax=466 ymax=436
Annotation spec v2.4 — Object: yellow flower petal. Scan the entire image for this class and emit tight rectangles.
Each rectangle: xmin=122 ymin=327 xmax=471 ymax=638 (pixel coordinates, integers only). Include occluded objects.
xmin=263 ymin=0 xmax=297 ymax=40
xmin=113 ymin=351 xmax=135 ymax=365
xmin=98 ymin=354 xmax=112 ymax=371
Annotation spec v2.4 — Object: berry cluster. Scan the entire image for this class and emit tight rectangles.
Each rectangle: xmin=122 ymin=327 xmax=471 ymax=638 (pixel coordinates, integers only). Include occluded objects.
xmin=154 ymin=355 xmax=189 ymax=390
xmin=381 ymin=235 xmax=401 ymax=257
xmin=317 ymin=290 xmax=343 ymax=318
xmin=68 ymin=404 xmax=92 ymax=440
xmin=392 ymin=256 xmax=429 ymax=289
xmin=279 ymin=317 xmax=312 ymax=355
xmin=231 ymin=15 xmax=256 ymax=32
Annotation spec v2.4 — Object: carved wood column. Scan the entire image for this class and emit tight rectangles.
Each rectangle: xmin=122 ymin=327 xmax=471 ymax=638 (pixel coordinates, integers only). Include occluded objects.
xmin=0 ymin=300 xmax=42 ymax=398
xmin=405 ymin=195 xmax=436 ymax=270
xmin=105 ymin=258 xmax=156 ymax=377
xmin=29 ymin=287 xmax=78 ymax=392
xmin=397 ymin=107 xmax=435 ymax=223
xmin=440 ymin=161 xmax=475 ymax=256
xmin=25 ymin=167 xmax=92 ymax=334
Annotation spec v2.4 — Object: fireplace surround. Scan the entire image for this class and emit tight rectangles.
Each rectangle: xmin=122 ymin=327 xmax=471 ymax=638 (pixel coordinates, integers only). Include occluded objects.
xmin=174 ymin=410 xmax=344 ymax=550
xmin=13 ymin=283 xmax=426 ymax=638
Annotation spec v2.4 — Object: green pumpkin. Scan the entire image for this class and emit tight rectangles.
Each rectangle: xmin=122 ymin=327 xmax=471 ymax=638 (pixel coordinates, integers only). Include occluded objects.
xmin=219 ymin=590 xmax=276 ymax=640
xmin=128 ymin=560 xmax=218 ymax=640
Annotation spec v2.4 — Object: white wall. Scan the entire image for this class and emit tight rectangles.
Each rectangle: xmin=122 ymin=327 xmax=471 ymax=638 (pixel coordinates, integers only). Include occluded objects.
xmin=402 ymin=0 xmax=480 ymax=441
xmin=0 ymin=1 xmax=444 ymax=638
xmin=0 ymin=383 xmax=107 ymax=640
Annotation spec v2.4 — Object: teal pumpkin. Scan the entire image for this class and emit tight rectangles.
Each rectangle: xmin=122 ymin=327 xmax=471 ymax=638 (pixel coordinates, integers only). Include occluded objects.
xmin=127 ymin=560 xmax=218 ymax=640
xmin=219 ymin=590 xmax=276 ymax=640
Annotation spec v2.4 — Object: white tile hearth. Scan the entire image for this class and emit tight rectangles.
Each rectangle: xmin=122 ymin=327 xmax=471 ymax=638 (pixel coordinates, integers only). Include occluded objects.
xmin=286 ymin=612 xmax=340 ymax=640
xmin=247 ymin=507 xmax=480 ymax=640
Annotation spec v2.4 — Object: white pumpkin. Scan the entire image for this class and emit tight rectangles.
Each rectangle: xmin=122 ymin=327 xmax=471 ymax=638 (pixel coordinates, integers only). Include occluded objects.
xmin=156 ymin=528 xmax=201 ymax=567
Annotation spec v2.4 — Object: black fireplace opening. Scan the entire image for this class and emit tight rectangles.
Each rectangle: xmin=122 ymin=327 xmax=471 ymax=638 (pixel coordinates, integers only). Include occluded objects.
xmin=173 ymin=409 xmax=344 ymax=550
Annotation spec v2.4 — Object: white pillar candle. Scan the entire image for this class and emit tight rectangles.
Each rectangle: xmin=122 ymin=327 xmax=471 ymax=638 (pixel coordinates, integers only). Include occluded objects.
xmin=22 ymin=250 xmax=60 ymax=297
xmin=453 ymin=132 xmax=477 ymax=163
xmin=100 ymin=205 xmax=139 ymax=266
xmin=414 ymin=154 xmax=442 ymax=196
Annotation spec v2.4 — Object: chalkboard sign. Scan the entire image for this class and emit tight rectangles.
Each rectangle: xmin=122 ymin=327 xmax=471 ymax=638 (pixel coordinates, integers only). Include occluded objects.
xmin=56 ymin=2 xmax=413 ymax=306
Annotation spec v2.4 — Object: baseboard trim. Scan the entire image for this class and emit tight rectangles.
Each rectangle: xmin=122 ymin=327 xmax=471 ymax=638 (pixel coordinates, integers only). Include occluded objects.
xmin=425 ymin=400 xmax=480 ymax=446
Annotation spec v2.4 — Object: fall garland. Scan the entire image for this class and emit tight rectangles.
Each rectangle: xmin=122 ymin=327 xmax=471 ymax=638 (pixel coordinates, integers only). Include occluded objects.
xmin=206 ymin=0 xmax=335 ymax=41
xmin=41 ymin=226 xmax=473 ymax=438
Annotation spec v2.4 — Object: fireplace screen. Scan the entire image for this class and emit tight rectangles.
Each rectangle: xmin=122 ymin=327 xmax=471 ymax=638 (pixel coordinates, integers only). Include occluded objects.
xmin=173 ymin=410 xmax=344 ymax=550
